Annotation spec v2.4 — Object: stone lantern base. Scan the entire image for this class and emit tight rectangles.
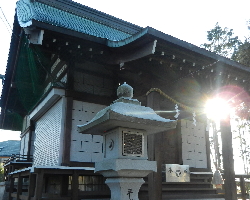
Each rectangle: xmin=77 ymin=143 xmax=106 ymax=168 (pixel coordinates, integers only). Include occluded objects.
xmin=106 ymin=177 xmax=144 ymax=200
xmin=95 ymin=158 xmax=156 ymax=200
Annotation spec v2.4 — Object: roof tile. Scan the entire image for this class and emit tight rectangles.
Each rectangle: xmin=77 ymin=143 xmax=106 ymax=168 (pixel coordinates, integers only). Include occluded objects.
xmin=17 ymin=0 xmax=132 ymax=41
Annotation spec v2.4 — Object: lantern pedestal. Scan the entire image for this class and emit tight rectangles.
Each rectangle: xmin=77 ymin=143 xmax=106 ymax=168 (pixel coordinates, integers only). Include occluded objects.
xmin=95 ymin=158 xmax=156 ymax=200
xmin=105 ymin=177 xmax=144 ymax=200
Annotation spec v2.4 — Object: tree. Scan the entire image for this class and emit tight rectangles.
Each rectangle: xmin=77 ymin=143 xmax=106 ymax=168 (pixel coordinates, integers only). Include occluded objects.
xmin=201 ymin=22 xmax=242 ymax=58
xmin=202 ymin=23 xmax=250 ymax=179
xmin=232 ymin=40 xmax=250 ymax=67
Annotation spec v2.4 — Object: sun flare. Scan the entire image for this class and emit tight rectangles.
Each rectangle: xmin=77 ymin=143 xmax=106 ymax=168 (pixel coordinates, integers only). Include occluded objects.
xmin=205 ymin=98 xmax=231 ymax=120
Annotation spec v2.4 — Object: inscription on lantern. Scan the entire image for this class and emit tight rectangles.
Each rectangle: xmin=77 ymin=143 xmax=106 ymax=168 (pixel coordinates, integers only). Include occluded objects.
xmin=122 ymin=131 xmax=143 ymax=156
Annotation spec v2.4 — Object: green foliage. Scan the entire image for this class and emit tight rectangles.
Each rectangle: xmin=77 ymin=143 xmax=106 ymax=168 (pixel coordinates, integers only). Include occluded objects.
xmin=233 ymin=118 xmax=250 ymax=174
xmin=203 ymin=23 xmax=250 ymax=176
xmin=201 ymin=22 xmax=242 ymax=58
xmin=232 ymin=40 xmax=250 ymax=67
xmin=202 ymin=22 xmax=250 ymax=67
xmin=0 ymin=165 xmax=4 ymax=182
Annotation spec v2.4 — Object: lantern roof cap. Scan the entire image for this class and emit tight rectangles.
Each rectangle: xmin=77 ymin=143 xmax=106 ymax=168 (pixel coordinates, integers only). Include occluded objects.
xmin=78 ymin=83 xmax=176 ymax=135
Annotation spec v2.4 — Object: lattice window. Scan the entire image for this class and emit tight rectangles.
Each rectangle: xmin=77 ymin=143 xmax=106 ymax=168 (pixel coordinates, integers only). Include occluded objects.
xmin=56 ymin=64 xmax=67 ymax=78
xmin=33 ymin=99 xmax=63 ymax=166
xmin=70 ymin=100 xmax=106 ymax=162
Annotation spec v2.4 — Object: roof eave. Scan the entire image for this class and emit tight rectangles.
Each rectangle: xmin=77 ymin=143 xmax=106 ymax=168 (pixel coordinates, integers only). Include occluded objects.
xmin=35 ymin=0 xmax=143 ymax=35
xmin=146 ymin=27 xmax=250 ymax=73
xmin=1 ymin=16 xmax=22 ymax=110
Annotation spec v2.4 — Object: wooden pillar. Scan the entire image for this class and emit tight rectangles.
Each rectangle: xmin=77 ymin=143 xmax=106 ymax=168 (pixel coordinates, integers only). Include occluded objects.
xmin=240 ymin=176 xmax=246 ymax=200
xmin=16 ymin=173 xmax=23 ymax=200
xmin=4 ymin=167 xmax=8 ymax=181
xmin=60 ymin=175 xmax=69 ymax=196
xmin=220 ymin=118 xmax=237 ymax=200
xmin=147 ymin=91 xmax=162 ymax=200
xmin=27 ymin=122 xmax=35 ymax=162
xmin=34 ymin=170 xmax=44 ymax=200
xmin=28 ymin=174 xmax=36 ymax=200
xmin=62 ymin=96 xmax=73 ymax=166
xmin=72 ymin=171 xmax=79 ymax=200
xmin=205 ymin=123 xmax=212 ymax=171
xmin=9 ymin=175 xmax=15 ymax=200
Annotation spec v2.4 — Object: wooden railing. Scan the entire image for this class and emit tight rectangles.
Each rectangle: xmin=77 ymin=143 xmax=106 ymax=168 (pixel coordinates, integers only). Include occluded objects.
xmin=235 ymin=174 xmax=250 ymax=200
xmin=3 ymin=154 xmax=33 ymax=166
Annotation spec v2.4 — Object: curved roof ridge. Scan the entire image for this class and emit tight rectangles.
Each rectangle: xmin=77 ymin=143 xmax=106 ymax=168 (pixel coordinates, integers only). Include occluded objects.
xmin=16 ymin=0 xmax=134 ymax=41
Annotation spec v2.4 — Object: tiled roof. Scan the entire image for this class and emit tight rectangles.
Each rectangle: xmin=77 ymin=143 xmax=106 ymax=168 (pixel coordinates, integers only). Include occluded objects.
xmin=16 ymin=0 xmax=132 ymax=41
xmin=0 ymin=140 xmax=20 ymax=157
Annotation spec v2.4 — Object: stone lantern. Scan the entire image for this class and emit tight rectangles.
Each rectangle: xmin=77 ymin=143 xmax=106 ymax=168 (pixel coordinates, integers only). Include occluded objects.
xmin=78 ymin=83 xmax=176 ymax=200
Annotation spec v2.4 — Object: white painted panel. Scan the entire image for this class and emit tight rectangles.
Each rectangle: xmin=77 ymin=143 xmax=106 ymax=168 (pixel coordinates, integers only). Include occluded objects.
xmin=23 ymin=133 xmax=29 ymax=156
xmin=181 ymin=119 xmax=207 ymax=168
xmin=183 ymin=159 xmax=195 ymax=168
xmin=20 ymin=136 xmax=25 ymax=155
xmin=81 ymin=141 xmax=93 ymax=152
xmin=81 ymin=134 xmax=93 ymax=142
xmin=30 ymin=131 xmax=35 ymax=156
xmin=91 ymin=142 xmax=103 ymax=153
xmin=93 ymin=135 xmax=103 ymax=143
xmin=70 ymin=101 xmax=105 ymax=162
xmin=92 ymin=152 xmax=104 ymax=162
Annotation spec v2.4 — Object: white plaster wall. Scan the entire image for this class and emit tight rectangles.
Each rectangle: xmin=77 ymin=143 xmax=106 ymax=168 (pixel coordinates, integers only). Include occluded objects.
xmin=70 ymin=100 xmax=106 ymax=162
xmin=181 ymin=120 xmax=207 ymax=168
xmin=33 ymin=98 xmax=64 ymax=166
xmin=20 ymin=133 xmax=29 ymax=156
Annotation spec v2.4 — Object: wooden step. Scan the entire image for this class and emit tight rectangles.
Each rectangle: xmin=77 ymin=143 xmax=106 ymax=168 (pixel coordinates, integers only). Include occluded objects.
xmin=140 ymin=186 xmax=218 ymax=193
xmin=162 ymin=193 xmax=225 ymax=199
xmin=138 ymin=193 xmax=224 ymax=200
xmin=162 ymin=187 xmax=218 ymax=193
xmin=162 ymin=182 xmax=213 ymax=189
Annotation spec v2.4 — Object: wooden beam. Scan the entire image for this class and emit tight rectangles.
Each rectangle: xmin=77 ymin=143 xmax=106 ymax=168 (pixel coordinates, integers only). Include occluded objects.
xmin=72 ymin=171 xmax=79 ymax=200
xmin=240 ymin=176 xmax=247 ymax=200
xmin=107 ymin=40 xmax=157 ymax=65
xmin=34 ymin=169 xmax=44 ymax=200
xmin=17 ymin=173 xmax=23 ymax=200
xmin=9 ymin=176 xmax=15 ymax=200
xmin=220 ymin=118 xmax=237 ymax=200
xmin=28 ymin=174 xmax=36 ymax=200
xmin=19 ymin=195 xmax=29 ymax=200
xmin=205 ymin=123 xmax=212 ymax=170
xmin=66 ymin=90 xmax=113 ymax=106
xmin=60 ymin=175 xmax=69 ymax=196
xmin=61 ymin=96 xmax=73 ymax=166
xmin=147 ymin=91 xmax=162 ymax=200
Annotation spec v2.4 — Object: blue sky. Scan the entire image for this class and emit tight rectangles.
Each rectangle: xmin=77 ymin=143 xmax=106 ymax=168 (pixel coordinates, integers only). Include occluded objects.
xmin=0 ymin=0 xmax=250 ymax=142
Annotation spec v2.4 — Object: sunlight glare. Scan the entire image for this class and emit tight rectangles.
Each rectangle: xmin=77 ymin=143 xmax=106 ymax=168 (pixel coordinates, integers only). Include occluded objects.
xmin=205 ymin=98 xmax=230 ymax=120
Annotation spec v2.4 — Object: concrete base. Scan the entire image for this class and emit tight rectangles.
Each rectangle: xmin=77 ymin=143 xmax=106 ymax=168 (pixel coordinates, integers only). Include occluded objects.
xmin=105 ymin=177 xmax=144 ymax=200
